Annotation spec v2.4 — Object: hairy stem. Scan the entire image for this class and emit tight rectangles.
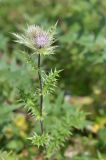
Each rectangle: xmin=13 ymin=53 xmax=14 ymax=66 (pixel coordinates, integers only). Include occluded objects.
xmin=38 ymin=54 xmax=44 ymax=135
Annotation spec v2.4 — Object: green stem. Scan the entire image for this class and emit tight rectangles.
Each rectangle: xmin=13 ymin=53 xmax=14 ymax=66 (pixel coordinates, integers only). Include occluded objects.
xmin=38 ymin=54 xmax=44 ymax=135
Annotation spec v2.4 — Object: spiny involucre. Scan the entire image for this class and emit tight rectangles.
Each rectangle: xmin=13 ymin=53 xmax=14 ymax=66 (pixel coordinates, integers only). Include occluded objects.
xmin=13 ymin=24 xmax=57 ymax=55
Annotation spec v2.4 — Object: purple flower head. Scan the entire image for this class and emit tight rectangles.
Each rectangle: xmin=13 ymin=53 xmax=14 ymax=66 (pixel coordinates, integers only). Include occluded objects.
xmin=27 ymin=25 xmax=50 ymax=48
xmin=14 ymin=24 xmax=56 ymax=55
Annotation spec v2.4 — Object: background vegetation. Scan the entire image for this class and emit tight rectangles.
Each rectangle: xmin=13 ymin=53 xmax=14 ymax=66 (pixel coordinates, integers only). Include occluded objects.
xmin=0 ymin=0 xmax=106 ymax=159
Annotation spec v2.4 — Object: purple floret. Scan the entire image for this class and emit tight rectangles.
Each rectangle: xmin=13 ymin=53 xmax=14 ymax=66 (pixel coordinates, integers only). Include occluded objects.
xmin=35 ymin=33 xmax=49 ymax=48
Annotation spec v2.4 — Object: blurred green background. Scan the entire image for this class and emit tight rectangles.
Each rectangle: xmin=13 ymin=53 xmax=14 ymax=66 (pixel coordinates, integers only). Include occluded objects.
xmin=1 ymin=0 xmax=106 ymax=159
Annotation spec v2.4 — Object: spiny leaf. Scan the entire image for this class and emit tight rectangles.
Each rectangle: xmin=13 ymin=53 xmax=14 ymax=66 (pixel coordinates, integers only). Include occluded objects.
xmin=42 ymin=69 xmax=62 ymax=95
xmin=28 ymin=133 xmax=50 ymax=148
xmin=18 ymin=89 xmax=40 ymax=118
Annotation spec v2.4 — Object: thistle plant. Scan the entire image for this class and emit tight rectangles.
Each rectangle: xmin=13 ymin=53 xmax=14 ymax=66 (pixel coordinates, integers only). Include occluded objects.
xmin=13 ymin=24 xmax=87 ymax=159
xmin=13 ymin=24 xmax=61 ymax=156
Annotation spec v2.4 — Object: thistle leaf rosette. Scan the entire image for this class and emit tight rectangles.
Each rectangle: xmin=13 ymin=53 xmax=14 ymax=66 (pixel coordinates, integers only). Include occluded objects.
xmin=13 ymin=25 xmax=56 ymax=55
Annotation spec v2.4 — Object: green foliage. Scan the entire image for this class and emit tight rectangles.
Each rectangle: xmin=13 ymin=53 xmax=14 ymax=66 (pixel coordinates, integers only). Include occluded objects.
xmin=21 ymin=93 xmax=86 ymax=158
xmin=0 ymin=151 xmax=18 ymax=160
xmin=73 ymin=156 xmax=97 ymax=160
xmin=18 ymin=89 xmax=45 ymax=121
xmin=1 ymin=0 xmax=106 ymax=159
xmin=42 ymin=69 xmax=61 ymax=95
xmin=73 ymin=152 xmax=105 ymax=160
xmin=0 ymin=104 xmax=21 ymax=125
xmin=98 ymin=127 xmax=106 ymax=149
xmin=43 ymin=93 xmax=86 ymax=158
